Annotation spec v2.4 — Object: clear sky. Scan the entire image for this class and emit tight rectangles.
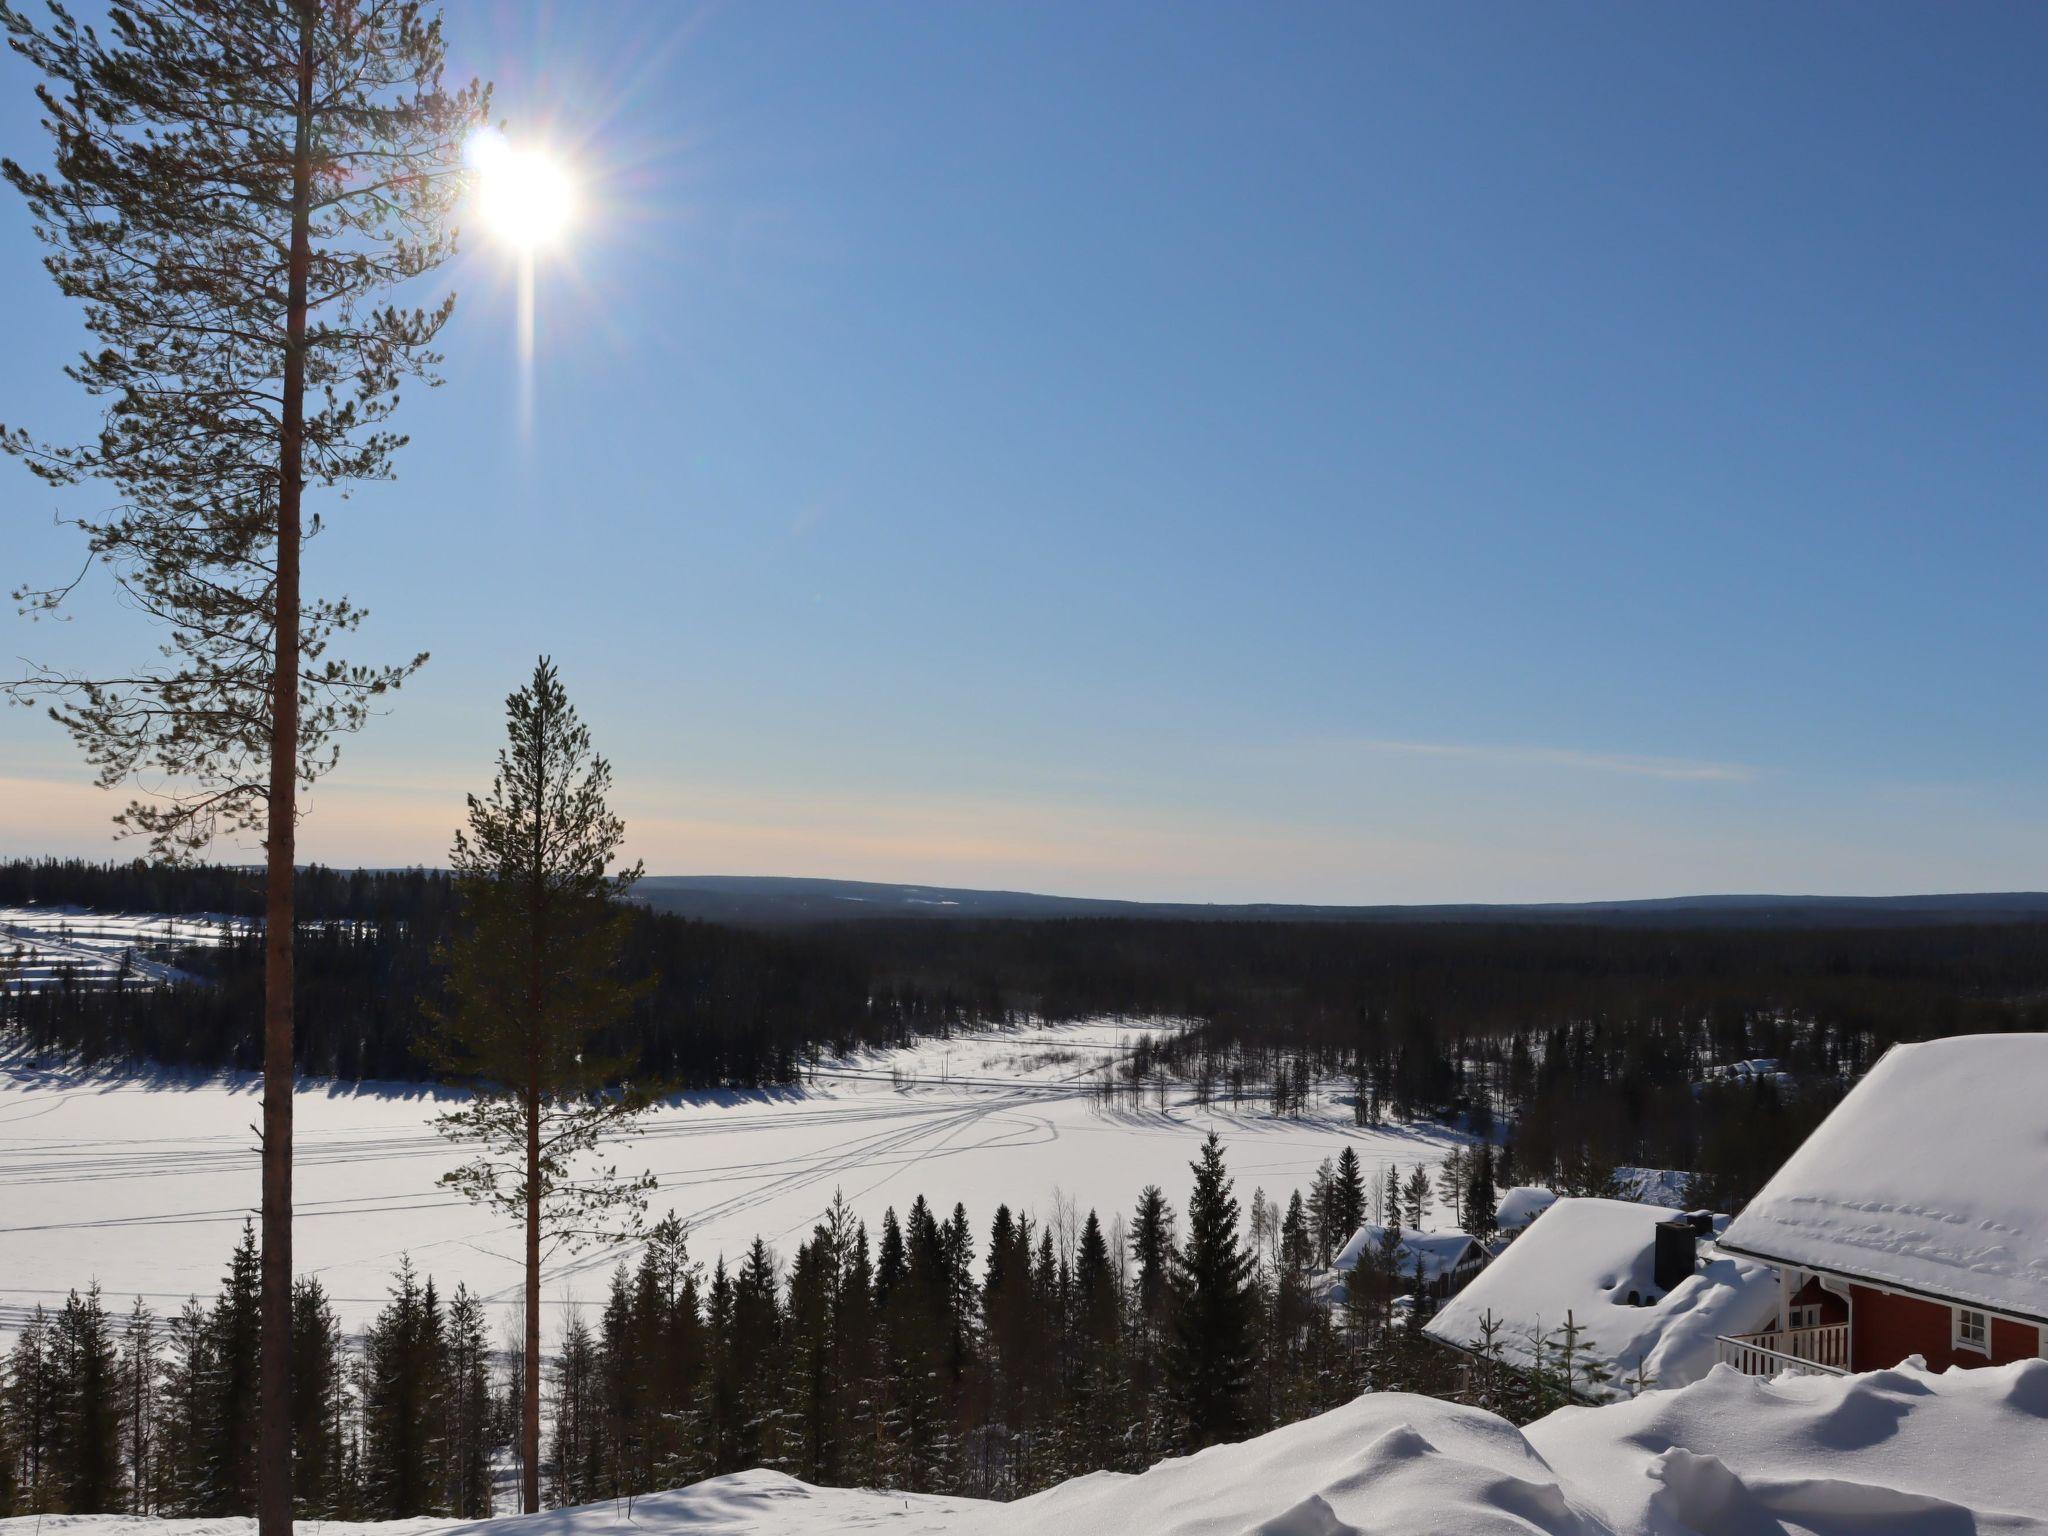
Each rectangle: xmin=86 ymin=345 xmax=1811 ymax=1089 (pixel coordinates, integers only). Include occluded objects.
xmin=3 ymin=2 xmax=2045 ymax=903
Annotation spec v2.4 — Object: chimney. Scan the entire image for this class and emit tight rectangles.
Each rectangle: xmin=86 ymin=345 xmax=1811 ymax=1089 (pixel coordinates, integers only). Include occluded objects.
xmin=1654 ymin=1218 xmax=1697 ymax=1292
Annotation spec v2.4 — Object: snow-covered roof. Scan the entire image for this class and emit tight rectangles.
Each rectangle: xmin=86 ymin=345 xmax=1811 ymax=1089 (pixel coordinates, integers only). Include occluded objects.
xmin=1718 ymin=1033 xmax=2048 ymax=1321
xmin=1426 ymin=1197 xmax=1778 ymax=1398
xmin=1334 ymin=1223 xmax=1485 ymax=1282
xmin=1496 ymin=1184 xmax=1558 ymax=1230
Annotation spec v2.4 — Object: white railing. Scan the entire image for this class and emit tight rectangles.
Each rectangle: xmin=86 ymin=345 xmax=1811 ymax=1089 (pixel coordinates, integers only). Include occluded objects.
xmin=1715 ymin=1321 xmax=1850 ymax=1378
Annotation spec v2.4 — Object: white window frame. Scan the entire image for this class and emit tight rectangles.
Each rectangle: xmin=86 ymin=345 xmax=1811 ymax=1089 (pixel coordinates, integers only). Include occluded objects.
xmin=1953 ymin=1306 xmax=1990 ymax=1355
xmin=1788 ymin=1302 xmax=1823 ymax=1330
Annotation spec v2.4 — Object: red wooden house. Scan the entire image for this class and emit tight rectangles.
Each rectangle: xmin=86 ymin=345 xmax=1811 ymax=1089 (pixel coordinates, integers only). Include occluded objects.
xmin=1715 ymin=1034 xmax=2047 ymax=1377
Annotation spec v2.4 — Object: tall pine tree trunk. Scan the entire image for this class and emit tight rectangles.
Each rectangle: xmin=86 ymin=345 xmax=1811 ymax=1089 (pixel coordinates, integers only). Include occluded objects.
xmin=524 ymin=1082 xmax=541 ymax=1512
xmin=261 ymin=8 xmax=318 ymax=1533
xmin=521 ymin=695 xmax=550 ymax=1513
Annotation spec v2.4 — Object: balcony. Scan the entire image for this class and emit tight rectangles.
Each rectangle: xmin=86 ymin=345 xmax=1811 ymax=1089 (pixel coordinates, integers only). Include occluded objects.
xmin=1715 ymin=1321 xmax=1850 ymax=1378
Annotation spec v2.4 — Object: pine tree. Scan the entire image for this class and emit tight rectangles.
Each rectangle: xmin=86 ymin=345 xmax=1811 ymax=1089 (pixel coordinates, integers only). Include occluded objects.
xmin=1402 ymin=1164 xmax=1432 ymax=1230
xmin=202 ymin=1222 xmax=263 ymax=1516
xmin=0 ymin=14 xmax=483 ymax=1526
xmin=699 ymin=1260 xmax=738 ymax=1476
xmin=546 ymin=1310 xmax=601 ymax=1508
xmin=1272 ymin=1192 xmax=1315 ymax=1392
xmin=875 ymin=1208 xmax=907 ymax=1316
xmin=53 ymin=1284 xmax=126 ymax=1512
xmin=1436 ymin=1148 xmax=1468 ymax=1227
xmin=782 ymin=1227 xmax=839 ymax=1485
xmin=1165 ymin=1133 xmax=1256 ymax=1450
xmin=833 ymin=1218 xmax=876 ymax=1483
xmin=360 ymin=1260 xmax=448 ymax=1516
xmin=443 ymin=1286 xmax=493 ymax=1518
xmin=4 ymin=1308 xmax=56 ymax=1513
xmin=1247 ymin=1187 xmax=1274 ymax=1280
xmin=734 ymin=1238 xmax=789 ymax=1474
xmin=157 ymin=1299 xmax=214 ymax=1514
xmin=1280 ymin=1191 xmax=1314 ymax=1281
xmin=120 ymin=1297 xmax=160 ymax=1514
xmin=1464 ymin=1146 xmax=1499 ymax=1243
xmin=1307 ymin=1157 xmax=1337 ymax=1267
xmin=596 ymin=1267 xmax=638 ymax=1499
xmin=1463 ymin=1309 xmax=1510 ymax=1413
xmin=289 ymin=1278 xmax=346 ymax=1517
xmin=1407 ymin=1255 xmax=1430 ymax=1332
xmin=640 ymin=1214 xmax=705 ymax=1489
xmin=1333 ymin=1147 xmax=1367 ymax=1241
xmin=1074 ymin=1211 xmax=1119 ymax=1349
xmin=429 ymin=658 xmax=655 ymax=1513
xmin=1129 ymin=1186 xmax=1175 ymax=1324
xmin=0 ymin=1358 xmax=15 ymax=1519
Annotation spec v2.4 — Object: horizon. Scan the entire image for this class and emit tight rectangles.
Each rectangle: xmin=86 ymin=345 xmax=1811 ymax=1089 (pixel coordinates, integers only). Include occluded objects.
xmin=7 ymin=855 xmax=2047 ymax=914
xmin=7 ymin=2 xmax=2047 ymax=903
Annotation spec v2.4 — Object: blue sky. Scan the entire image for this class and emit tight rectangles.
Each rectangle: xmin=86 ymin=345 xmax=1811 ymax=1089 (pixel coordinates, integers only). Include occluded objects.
xmin=4 ymin=2 xmax=2046 ymax=901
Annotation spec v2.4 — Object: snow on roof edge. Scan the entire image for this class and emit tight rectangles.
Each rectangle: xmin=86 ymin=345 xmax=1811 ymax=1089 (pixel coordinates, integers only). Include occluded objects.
xmin=1716 ymin=1033 xmax=2048 ymax=1321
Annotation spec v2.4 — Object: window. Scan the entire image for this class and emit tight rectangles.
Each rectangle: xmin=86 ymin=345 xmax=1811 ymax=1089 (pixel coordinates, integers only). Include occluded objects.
xmin=1789 ymin=1303 xmax=1823 ymax=1329
xmin=1954 ymin=1307 xmax=1989 ymax=1355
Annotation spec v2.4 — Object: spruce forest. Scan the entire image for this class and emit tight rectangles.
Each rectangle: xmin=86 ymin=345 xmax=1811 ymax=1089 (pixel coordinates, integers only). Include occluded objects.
xmin=3 ymin=1134 xmax=1597 ymax=1517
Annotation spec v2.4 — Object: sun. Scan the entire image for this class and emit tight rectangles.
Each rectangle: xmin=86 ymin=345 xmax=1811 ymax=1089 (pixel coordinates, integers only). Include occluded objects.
xmin=468 ymin=129 xmax=576 ymax=252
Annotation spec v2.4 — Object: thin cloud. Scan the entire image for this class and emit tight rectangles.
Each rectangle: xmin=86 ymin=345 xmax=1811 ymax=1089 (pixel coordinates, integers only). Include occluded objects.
xmin=1354 ymin=738 xmax=1759 ymax=784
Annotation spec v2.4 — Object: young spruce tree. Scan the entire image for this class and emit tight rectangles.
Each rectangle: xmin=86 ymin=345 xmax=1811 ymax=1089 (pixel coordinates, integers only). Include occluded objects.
xmin=0 ymin=10 xmax=484 ymax=1529
xmin=1165 ymin=1132 xmax=1256 ymax=1450
xmin=430 ymin=658 xmax=653 ymax=1513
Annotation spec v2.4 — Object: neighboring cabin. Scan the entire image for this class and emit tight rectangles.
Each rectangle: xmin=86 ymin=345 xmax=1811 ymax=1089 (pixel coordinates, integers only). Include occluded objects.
xmin=1430 ymin=1033 xmax=2048 ymax=1400
xmin=1330 ymin=1224 xmax=1487 ymax=1302
xmin=1715 ymin=1033 xmax=2048 ymax=1374
xmin=1424 ymin=1197 xmax=1778 ymax=1400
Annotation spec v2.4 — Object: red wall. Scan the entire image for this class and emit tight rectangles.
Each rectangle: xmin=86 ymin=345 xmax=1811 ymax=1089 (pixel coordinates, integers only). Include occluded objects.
xmin=1790 ymin=1275 xmax=1849 ymax=1325
xmin=1849 ymin=1284 xmax=2043 ymax=1372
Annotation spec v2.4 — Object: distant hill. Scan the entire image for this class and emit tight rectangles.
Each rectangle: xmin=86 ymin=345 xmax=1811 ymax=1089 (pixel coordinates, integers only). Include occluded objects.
xmin=634 ymin=875 xmax=2048 ymax=929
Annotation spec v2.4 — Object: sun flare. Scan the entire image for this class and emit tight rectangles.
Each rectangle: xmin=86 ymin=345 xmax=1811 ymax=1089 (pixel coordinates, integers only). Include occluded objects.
xmin=468 ymin=129 xmax=576 ymax=251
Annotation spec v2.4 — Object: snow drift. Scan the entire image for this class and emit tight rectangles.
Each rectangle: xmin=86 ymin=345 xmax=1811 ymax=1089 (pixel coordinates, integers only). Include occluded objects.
xmin=7 ymin=1358 xmax=2044 ymax=1536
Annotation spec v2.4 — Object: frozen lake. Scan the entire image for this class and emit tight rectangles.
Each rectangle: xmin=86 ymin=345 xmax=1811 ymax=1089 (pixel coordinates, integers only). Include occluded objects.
xmin=0 ymin=1020 xmax=1472 ymax=1338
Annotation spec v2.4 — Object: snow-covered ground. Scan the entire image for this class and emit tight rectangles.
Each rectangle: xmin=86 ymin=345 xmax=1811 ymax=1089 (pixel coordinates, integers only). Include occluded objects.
xmin=0 ymin=1020 xmax=1474 ymax=1338
xmin=0 ymin=905 xmax=243 ymax=991
xmin=8 ymin=1358 xmax=2042 ymax=1534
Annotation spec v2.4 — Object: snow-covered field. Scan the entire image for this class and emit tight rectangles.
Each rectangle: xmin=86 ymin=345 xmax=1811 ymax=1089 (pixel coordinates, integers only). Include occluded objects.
xmin=0 ymin=1020 xmax=1473 ymax=1338
xmin=7 ymin=1358 xmax=2042 ymax=1534
xmin=0 ymin=905 xmax=242 ymax=991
